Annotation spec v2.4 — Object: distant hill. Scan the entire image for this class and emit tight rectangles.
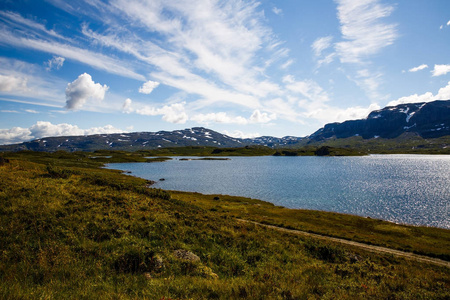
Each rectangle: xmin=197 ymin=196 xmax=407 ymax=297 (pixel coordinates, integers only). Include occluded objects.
xmin=0 ymin=127 xmax=304 ymax=152
xmin=0 ymin=100 xmax=449 ymax=152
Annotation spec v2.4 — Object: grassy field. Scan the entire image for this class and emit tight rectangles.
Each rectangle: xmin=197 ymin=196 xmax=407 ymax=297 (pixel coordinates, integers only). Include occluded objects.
xmin=0 ymin=152 xmax=449 ymax=299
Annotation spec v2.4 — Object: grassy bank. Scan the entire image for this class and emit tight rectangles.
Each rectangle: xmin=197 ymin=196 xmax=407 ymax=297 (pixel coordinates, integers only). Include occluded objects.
xmin=0 ymin=152 xmax=449 ymax=299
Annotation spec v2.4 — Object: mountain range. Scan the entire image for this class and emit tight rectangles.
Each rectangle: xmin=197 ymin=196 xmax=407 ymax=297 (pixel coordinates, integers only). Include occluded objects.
xmin=0 ymin=100 xmax=449 ymax=152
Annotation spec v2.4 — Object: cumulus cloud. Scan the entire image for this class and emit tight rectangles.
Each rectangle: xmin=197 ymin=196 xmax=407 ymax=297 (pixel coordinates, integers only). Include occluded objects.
xmin=65 ymin=73 xmax=109 ymax=110
xmin=432 ymin=64 xmax=450 ymax=77
xmin=249 ymin=110 xmax=276 ymax=123
xmin=0 ymin=74 xmax=28 ymax=92
xmin=136 ymin=102 xmax=188 ymax=124
xmin=139 ymin=80 xmax=160 ymax=94
xmin=304 ymin=103 xmax=381 ymax=124
xmin=408 ymin=64 xmax=428 ymax=72
xmin=122 ymin=98 xmax=133 ymax=114
xmin=0 ymin=126 xmax=32 ymax=145
xmin=334 ymin=0 xmax=397 ymax=63
xmin=191 ymin=112 xmax=248 ymax=125
xmin=222 ymin=130 xmax=261 ymax=139
xmin=191 ymin=110 xmax=275 ymax=125
xmin=0 ymin=121 xmax=125 ymax=145
xmin=46 ymin=56 xmax=65 ymax=71
xmin=387 ymin=81 xmax=450 ymax=107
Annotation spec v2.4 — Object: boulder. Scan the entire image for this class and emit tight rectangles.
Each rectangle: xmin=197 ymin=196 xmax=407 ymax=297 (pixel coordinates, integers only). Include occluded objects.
xmin=173 ymin=249 xmax=200 ymax=262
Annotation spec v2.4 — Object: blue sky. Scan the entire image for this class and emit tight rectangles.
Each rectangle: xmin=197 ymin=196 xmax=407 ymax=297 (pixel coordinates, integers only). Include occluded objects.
xmin=0 ymin=0 xmax=449 ymax=144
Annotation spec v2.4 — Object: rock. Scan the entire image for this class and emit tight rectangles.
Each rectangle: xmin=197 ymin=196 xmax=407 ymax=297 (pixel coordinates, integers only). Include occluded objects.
xmin=159 ymin=178 xmax=165 ymax=181
xmin=213 ymin=196 xmax=220 ymax=201
xmin=173 ymin=249 xmax=200 ymax=262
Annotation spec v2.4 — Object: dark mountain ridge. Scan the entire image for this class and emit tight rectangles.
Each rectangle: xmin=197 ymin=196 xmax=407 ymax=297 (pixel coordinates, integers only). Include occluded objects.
xmin=0 ymin=100 xmax=449 ymax=152
xmin=309 ymin=100 xmax=450 ymax=140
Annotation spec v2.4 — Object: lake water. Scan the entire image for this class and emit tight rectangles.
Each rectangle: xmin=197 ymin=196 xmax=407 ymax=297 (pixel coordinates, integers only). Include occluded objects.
xmin=107 ymin=155 xmax=450 ymax=229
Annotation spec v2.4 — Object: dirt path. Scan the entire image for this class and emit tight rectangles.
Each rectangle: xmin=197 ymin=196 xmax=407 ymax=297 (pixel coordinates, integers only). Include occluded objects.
xmin=238 ymin=219 xmax=450 ymax=268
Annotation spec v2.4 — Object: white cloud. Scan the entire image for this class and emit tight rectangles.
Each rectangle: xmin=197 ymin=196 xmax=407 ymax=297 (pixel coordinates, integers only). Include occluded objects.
xmin=222 ymin=130 xmax=260 ymax=139
xmin=0 ymin=10 xmax=69 ymax=41
xmin=334 ymin=0 xmax=397 ymax=63
xmin=283 ymin=77 xmax=330 ymax=103
xmin=280 ymin=59 xmax=294 ymax=69
xmin=250 ymin=109 xmax=276 ymax=123
xmin=0 ymin=74 xmax=28 ymax=92
xmin=135 ymin=102 xmax=188 ymax=124
xmin=408 ymin=64 xmax=428 ymax=72
xmin=304 ymin=103 xmax=381 ymax=124
xmin=312 ymin=36 xmax=333 ymax=57
xmin=0 ymin=126 xmax=32 ymax=145
xmin=432 ymin=64 xmax=450 ymax=77
xmin=191 ymin=109 xmax=275 ymax=125
xmin=0 ymin=28 xmax=145 ymax=81
xmin=387 ymin=81 xmax=450 ymax=106
xmin=139 ymin=80 xmax=160 ymax=94
xmin=46 ymin=56 xmax=65 ymax=71
xmin=272 ymin=7 xmax=283 ymax=16
xmin=447 ymin=20 xmax=450 ymax=26
xmin=122 ymin=98 xmax=133 ymax=114
xmin=80 ymin=0 xmax=283 ymax=111
xmin=353 ymin=69 xmax=383 ymax=99
xmin=0 ymin=121 xmax=125 ymax=145
xmin=65 ymin=73 xmax=109 ymax=110
xmin=191 ymin=112 xmax=248 ymax=125
xmin=25 ymin=109 xmax=38 ymax=114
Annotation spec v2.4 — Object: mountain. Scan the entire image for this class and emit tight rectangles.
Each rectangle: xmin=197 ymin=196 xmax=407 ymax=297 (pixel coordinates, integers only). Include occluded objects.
xmin=0 ymin=127 xmax=304 ymax=152
xmin=0 ymin=100 xmax=449 ymax=152
xmin=309 ymin=100 xmax=450 ymax=140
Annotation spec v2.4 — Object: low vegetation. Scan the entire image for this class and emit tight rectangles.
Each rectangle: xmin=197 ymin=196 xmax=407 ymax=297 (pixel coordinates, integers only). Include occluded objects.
xmin=0 ymin=151 xmax=449 ymax=299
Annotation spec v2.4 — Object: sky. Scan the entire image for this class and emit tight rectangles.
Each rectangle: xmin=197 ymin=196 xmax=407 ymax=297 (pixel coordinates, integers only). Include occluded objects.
xmin=0 ymin=0 xmax=449 ymax=145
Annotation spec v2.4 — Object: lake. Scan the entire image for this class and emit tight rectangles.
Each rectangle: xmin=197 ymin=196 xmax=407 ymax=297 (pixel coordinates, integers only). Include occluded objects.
xmin=107 ymin=155 xmax=450 ymax=229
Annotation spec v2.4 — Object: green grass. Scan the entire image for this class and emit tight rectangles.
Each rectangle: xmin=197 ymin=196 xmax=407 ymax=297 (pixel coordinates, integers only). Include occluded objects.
xmin=0 ymin=153 xmax=449 ymax=299
xmin=170 ymin=192 xmax=450 ymax=261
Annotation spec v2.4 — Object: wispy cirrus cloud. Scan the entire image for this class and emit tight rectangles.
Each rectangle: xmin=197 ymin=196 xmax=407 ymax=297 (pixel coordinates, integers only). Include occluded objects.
xmin=0 ymin=10 xmax=69 ymax=41
xmin=79 ymin=0 xmax=285 ymax=111
xmin=332 ymin=0 xmax=397 ymax=101
xmin=334 ymin=0 xmax=397 ymax=64
xmin=312 ymin=36 xmax=333 ymax=57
